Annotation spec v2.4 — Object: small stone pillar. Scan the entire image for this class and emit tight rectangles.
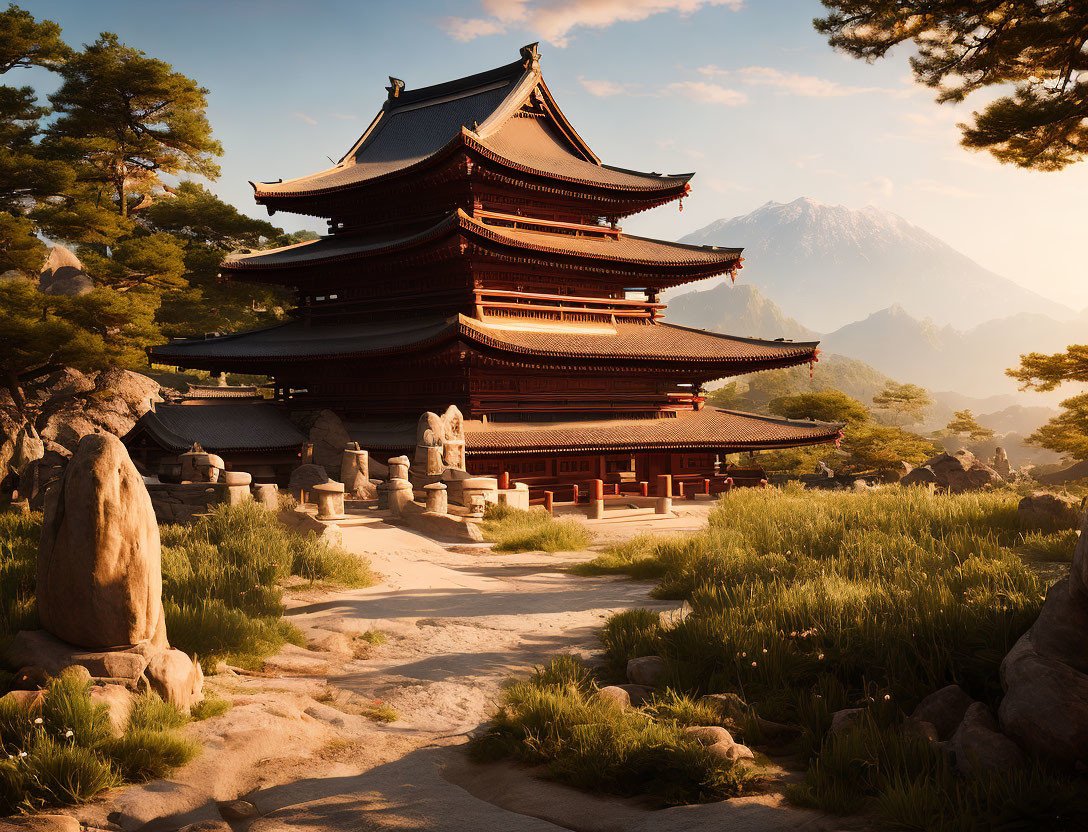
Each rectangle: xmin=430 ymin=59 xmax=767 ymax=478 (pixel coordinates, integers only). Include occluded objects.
xmin=252 ymin=482 xmax=279 ymax=510
xmin=461 ymin=476 xmax=498 ymax=509
xmin=467 ymin=494 xmax=486 ymax=516
xmin=587 ymin=478 xmax=605 ymax=520
xmin=377 ymin=479 xmax=413 ymax=515
xmin=193 ymin=453 xmax=225 ymax=483
xmin=655 ymin=474 xmax=672 ymax=515
xmin=178 ymin=449 xmax=203 ymax=483
xmin=341 ymin=447 xmax=373 ymax=497
xmin=312 ymin=481 xmax=346 ymax=520
xmin=387 ymin=455 xmax=410 ymax=482
xmin=443 ymin=438 xmax=465 ymax=470
xmin=222 ymin=470 xmax=252 ymax=505
xmin=424 ymin=482 xmax=448 ymax=515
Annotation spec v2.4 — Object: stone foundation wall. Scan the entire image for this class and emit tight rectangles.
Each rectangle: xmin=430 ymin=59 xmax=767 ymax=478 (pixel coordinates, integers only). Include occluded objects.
xmin=146 ymin=482 xmax=254 ymax=524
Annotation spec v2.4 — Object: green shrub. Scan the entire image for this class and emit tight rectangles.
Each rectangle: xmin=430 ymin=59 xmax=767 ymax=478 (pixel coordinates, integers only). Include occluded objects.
xmin=0 ymin=672 xmax=194 ymax=814
xmin=190 ymin=694 xmax=230 ymax=722
xmin=165 ymin=599 xmax=304 ymax=673
xmin=472 ymin=657 xmax=758 ymax=806
xmin=480 ymin=506 xmax=593 ymax=552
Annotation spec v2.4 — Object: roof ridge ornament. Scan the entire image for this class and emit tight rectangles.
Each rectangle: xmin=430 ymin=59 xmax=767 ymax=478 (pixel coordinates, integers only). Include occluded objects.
xmin=386 ymin=77 xmax=405 ymax=100
xmin=520 ymin=42 xmax=540 ymax=69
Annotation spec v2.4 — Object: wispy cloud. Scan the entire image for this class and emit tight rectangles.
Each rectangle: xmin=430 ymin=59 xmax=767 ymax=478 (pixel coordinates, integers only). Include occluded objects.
xmin=579 ymin=77 xmax=634 ymax=97
xmin=439 ymin=0 xmax=744 ymax=47
xmin=668 ymin=80 xmax=747 ymax=106
xmin=292 ymin=112 xmax=317 ymax=125
xmin=699 ymin=64 xmax=911 ymax=98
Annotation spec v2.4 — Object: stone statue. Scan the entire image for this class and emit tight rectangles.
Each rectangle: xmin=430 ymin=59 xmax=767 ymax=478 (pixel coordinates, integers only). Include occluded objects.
xmin=993 ymin=447 xmax=1012 ymax=480
xmin=440 ymin=405 xmax=466 ymax=470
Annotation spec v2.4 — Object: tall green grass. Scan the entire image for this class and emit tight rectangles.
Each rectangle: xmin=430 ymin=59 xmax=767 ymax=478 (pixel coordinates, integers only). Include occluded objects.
xmin=0 ymin=512 xmax=41 ymax=652
xmin=0 ymin=669 xmax=197 ymax=814
xmin=480 ymin=504 xmax=594 ymax=552
xmin=586 ymin=487 xmax=1045 ymax=714
xmin=571 ymin=487 xmax=1085 ymax=822
xmin=471 ymin=656 xmax=758 ymax=806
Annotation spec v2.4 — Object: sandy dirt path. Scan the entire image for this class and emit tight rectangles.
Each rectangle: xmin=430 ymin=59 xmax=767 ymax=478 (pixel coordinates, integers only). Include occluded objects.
xmin=83 ymin=511 xmax=849 ymax=832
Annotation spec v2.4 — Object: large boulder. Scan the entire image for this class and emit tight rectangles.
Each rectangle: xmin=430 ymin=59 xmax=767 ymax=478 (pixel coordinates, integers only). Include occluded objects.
xmin=907 ymin=450 xmax=1002 ymax=492
xmin=36 ymin=368 xmax=161 ymax=453
xmin=1017 ymin=492 xmax=1082 ymax=531
xmin=37 ymin=432 xmax=167 ymax=649
xmin=999 ymin=511 xmax=1088 ymax=763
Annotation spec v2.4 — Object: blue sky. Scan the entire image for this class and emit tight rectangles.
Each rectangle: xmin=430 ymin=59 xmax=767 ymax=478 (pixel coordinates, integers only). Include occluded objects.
xmin=22 ymin=0 xmax=1088 ymax=309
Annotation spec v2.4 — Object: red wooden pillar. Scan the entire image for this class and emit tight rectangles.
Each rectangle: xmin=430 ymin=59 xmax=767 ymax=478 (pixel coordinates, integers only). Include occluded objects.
xmin=498 ymin=471 xmax=510 ymax=490
xmin=588 ymin=478 xmax=604 ymax=519
xmin=703 ymin=478 xmax=711 ymax=496
xmin=639 ymin=481 xmax=649 ymax=497
xmin=543 ymin=490 xmax=554 ymax=515
xmin=656 ymin=474 xmax=672 ymax=498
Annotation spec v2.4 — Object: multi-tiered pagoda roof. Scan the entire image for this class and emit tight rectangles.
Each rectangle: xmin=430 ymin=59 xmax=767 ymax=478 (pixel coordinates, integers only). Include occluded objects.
xmin=146 ymin=44 xmax=841 ymax=479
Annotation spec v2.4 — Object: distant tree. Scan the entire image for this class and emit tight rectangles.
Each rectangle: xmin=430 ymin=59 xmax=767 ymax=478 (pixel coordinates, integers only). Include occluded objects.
xmin=815 ymin=1 xmax=1088 ymax=170
xmin=945 ymin=409 xmax=995 ymax=442
xmin=706 ymin=382 xmax=746 ymax=410
xmin=872 ymin=381 xmax=932 ymax=425
xmin=1008 ymin=345 xmax=1088 ymax=459
xmin=845 ymin=423 xmax=939 ymax=471
xmin=769 ymin=390 xmax=871 ymax=425
xmin=46 ymin=32 xmax=222 ymax=218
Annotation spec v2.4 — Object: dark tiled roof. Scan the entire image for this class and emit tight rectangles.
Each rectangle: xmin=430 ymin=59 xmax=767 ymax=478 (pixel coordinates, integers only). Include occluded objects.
xmin=463 ymin=409 xmax=843 ymax=455
xmin=252 ymin=53 xmax=690 ymax=200
xmin=222 ymin=210 xmax=740 ymax=272
xmin=150 ymin=316 xmax=818 ymax=368
xmin=150 ymin=317 xmax=455 ymax=362
xmin=126 ymin=404 xmax=306 ymax=452
xmin=461 ymin=319 xmax=818 ymax=364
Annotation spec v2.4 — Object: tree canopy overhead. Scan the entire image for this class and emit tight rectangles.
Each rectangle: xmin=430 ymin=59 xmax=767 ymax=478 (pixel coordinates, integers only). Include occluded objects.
xmin=1008 ymin=345 xmax=1088 ymax=460
xmin=47 ymin=32 xmax=222 ymax=218
xmin=815 ymin=1 xmax=1088 ymax=170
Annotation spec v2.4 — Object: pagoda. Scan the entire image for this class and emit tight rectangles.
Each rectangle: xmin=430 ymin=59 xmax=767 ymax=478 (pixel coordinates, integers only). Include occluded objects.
xmin=148 ymin=45 xmax=841 ymax=487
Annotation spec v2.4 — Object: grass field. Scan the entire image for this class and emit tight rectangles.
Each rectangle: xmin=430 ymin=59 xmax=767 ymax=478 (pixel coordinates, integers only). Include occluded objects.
xmin=495 ymin=486 xmax=1087 ymax=827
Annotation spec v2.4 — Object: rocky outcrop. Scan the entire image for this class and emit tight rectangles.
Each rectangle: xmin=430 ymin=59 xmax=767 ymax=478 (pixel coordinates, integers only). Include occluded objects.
xmin=288 ymin=463 xmax=330 ymax=500
xmin=39 ymin=244 xmax=93 ymax=296
xmin=2 ymin=367 xmax=163 ymax=500
xmin=999 ymin=511 xmax=1088 ymax=763
xmin=901 ymin=450 xmax=1001 ymax=492
xmin=1017 ymin=492 xmax=1082 ymax=530
xmin=37 ymin=433 xmax=167 ymax=649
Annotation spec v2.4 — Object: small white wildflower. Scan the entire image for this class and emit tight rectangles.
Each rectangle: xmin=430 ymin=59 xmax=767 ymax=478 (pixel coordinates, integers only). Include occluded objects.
xmin=18 ymin=751 xmax=27 ymax=758
xmin=817 ymin=653 xmax=825 ymax=660
xmin=33 ymin=717 xmax=43 ymax=725
xmin=762 ymin=648 xmax=768 ymax=654
xmin=65 ymin=729 xmax=74 ymax=738
xmin=751 ymin=661 xmax=757 ymax=667
xmin=883 ymin=694 xmax=891 ymax=701
xmin=741 ymin=652 xmax=747 ymax=658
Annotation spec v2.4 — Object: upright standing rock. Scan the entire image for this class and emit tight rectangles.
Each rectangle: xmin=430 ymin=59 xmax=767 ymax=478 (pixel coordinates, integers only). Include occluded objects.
xmin=37 ymin=433 xmax=167 ymax=650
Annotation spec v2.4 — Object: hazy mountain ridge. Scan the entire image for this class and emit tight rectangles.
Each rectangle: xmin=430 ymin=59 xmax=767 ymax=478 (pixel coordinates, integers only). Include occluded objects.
xmin=679 ymin=198 xmax=1072 ymax=332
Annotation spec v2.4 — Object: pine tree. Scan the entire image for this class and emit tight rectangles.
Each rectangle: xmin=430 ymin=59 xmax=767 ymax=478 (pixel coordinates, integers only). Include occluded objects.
xmin=871 ymin=382 xmax=932 ymax=426
xmin=815 ymin=1 xmax=1088 ymax=170
xmin=1008 ymin=345 xmax=1088 ymax=459
xmin=945 ymin=409 xmax=995 ymax=442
